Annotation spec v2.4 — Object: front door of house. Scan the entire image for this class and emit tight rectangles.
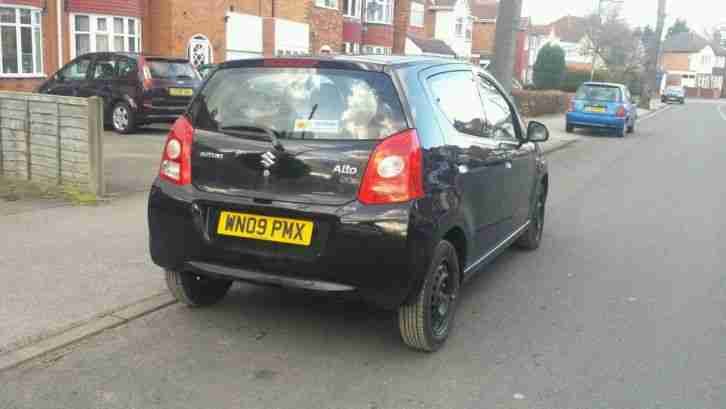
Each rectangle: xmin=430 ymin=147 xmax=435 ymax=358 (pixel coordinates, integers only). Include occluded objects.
xmin=189 ymin=36 xmax=212 ymax=68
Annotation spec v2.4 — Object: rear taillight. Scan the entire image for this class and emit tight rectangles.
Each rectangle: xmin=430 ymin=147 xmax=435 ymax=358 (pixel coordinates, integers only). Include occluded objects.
xmin=159 ymin=116 xmax=193 ymax=185
xmin=358 ymin=129 xmax=424 ymax=205
xmin=139 ymin=57 xmax=153 ymax=90
xmin=616 ymin=106 xmax=626 ymax=117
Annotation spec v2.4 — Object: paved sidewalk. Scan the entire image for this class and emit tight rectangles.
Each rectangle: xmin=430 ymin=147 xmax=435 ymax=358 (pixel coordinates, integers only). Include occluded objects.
xmin=0 ymin=192 xmax=164 ymax=354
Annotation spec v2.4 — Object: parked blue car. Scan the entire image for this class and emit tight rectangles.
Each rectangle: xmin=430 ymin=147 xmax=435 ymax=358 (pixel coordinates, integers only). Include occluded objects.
xmin=566 ymin=82 xmax=637 ymax=138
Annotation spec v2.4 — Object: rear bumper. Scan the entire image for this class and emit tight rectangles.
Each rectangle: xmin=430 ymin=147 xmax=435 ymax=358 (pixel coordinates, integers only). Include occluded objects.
xmin=566 ymin=112 xmax=626 ymax=129
xmin=139 ymin=103 xmax=189 ymax=123
xmin=147 ymin=180 xmax=433 ymax=309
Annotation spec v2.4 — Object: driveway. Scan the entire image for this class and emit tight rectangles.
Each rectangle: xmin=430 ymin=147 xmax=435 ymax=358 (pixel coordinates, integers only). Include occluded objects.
xmin=103 ymin=125 xmax=169 ymax=196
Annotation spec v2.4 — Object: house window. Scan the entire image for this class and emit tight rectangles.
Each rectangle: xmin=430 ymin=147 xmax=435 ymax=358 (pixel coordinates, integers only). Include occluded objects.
xmin=366 ymin=0 xmax=394 ymax=24
xmin=701 ymin=55 xmax=711 ymax=66
xmin=363 ymin=45 xmax=391 ymax=55
xmin=72 ymin=14 xmax=141 ymax=58
xmin=343 ymin=0 xmax=361 ymax=18
xmin=455 ymin=17 xmax=463 ymax=36
xmin=0 ymin=6 xmax=43 ymax=76
xmin=343 ymin=42 xmax=360 ymax=54
xmin=315 ymin=0 xmax=338 ymax=9
xmin=465 ymin=18 xmax=472 ymax=40
xmin=410 ymin=2 xmax=424 ymax=28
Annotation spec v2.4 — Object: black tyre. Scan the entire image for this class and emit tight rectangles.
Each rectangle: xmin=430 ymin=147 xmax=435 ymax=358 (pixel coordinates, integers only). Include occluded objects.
xmin=627 ymin=119 xmax=635 ymax=134
xmin=565 ymin=123 xmax=574 ymax=133
xmin=398 ymin=240 xmax=461 ymax=352
xmin=516 ymin=180 xmax=546 ymax=250
xmin=111 ymin=101 xmax=136 ymax=134
xmin=166 ymin=270 xmax=232 ymax=307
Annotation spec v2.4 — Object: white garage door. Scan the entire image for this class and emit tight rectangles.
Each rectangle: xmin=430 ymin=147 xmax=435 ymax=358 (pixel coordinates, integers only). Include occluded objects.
xmin=274 ymin=19 xmax=309 ymax=56
xmin=226 ymin=12 xmax=263 ymax=60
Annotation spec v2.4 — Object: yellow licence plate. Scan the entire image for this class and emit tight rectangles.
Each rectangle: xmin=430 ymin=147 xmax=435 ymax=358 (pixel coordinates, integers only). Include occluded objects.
xmin=586 ymin=106 xmax=606 ymax=113
xmin=169 ymin=88 xmax=193 ymax=97
xmin=217 ymin=211 xmax=314 ymax=246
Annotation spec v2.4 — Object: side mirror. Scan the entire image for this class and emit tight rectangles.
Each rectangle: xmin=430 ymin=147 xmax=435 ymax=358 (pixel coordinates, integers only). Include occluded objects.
xmin=527 ymin=121 xmax=549 ymax=143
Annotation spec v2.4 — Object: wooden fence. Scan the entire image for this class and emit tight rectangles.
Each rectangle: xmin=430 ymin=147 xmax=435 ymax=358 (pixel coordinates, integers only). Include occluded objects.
xmin=0 ymin=92 xmax=104 ymax=196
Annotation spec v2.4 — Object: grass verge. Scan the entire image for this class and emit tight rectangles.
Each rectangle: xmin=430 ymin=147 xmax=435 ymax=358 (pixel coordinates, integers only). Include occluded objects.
xmin=0 ymin=177 xmax=97 ymax=205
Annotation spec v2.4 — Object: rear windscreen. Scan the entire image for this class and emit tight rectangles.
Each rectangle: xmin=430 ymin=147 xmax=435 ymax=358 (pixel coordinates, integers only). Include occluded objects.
xmin=189 ymin=67 xmax=407 ymax=140
xmin=575 ymin=85 xmax=622 ymax=102
xmin=148 ymin=61 xmax=199 ymax=80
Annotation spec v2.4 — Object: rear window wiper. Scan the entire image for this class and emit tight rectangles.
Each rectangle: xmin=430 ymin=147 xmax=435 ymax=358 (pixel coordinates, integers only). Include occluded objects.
xmin=219 ymin=123 xmax=285 ymax=151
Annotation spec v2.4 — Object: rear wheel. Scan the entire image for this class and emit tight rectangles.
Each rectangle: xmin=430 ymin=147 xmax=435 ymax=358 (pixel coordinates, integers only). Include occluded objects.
xmin=166 ymin=270 xmax=232 ymax=307
xmin=398 ymin=240 xmax=461 ymax=352
xmin=627 ymin=118 xmax=635 ymax=134
xmin=516 ymin=180 xmax=546 ymax=250
xmin=112 ymin=101 xmax=136 ymax=134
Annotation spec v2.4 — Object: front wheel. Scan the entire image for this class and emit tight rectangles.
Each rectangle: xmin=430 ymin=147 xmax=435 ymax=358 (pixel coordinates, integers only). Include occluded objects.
xmin=516 ymin=180 xmax=546 ymax=250
xmin=565 ymin=123 xmax=574 ymax=133
xmin=112 ymin=101 xmax=136 ymax=134
xmin=166 ymin=270 xmax=232 ymax=307
xmin=398 ymin=240 xmax=461 ymax=352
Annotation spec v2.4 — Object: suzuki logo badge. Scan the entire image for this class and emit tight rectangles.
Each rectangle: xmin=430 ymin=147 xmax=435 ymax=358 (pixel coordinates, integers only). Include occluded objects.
xmin=261 ymin=151 xmax=276 ymax=177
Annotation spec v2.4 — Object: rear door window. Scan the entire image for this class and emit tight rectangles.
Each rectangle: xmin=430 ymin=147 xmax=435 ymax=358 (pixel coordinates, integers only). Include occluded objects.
xmin=428 ymin=70 xmax=485 ymax=138
xmin=477 ymin=76 xmax=517 ymax=141
xmin=189 ymin=67 xmax=407 ymax=140
xmin=148 ymin=61 xmax=199 ymax=80
xmin=576 ymin=84 xmax=622 ymax=102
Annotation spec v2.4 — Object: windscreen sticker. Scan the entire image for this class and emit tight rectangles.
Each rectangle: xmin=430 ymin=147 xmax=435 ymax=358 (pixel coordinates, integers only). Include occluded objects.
xmin=293 ymin=119 xmax=340 ymax=134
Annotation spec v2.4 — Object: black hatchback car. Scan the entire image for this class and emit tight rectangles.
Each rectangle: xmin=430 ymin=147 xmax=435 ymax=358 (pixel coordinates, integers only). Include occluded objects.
xmin=38 ymin=52 xmax=201 ymax=133
xmin=148 ymin=56 xmax=550 ymax=352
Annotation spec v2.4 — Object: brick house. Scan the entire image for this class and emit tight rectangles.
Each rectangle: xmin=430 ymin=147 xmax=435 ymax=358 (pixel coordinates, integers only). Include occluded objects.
xmin=0 ymin=0 xmax=458 ymax=93
xmin=660 ymin=31 xmax=726 ymax=98
xmin=428 ymin=0 xmax=473 ymax=60
xmin=0 ymin=0 xmax=146 ymax=92
xmin=527 ymin=15 xmax=594 ymax=78
xmin=469 ymin=1 xmax=530 ymax=82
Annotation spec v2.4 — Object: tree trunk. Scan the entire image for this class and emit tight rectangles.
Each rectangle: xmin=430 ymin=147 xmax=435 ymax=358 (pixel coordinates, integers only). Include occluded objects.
xmin=492 ymin=0 xmax=523 ymax=94
xmin=639 ymin=0 xmax=666 ymax=109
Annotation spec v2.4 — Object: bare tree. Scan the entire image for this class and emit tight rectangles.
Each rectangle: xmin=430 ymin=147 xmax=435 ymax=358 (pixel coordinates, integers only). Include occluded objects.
xmin=492 ymin=0 xmax=523 ymax=93
xmin=639 ymin=0 xmax=667 ymax=109
xmin=582 ymin=11 xmax=646 ymax=79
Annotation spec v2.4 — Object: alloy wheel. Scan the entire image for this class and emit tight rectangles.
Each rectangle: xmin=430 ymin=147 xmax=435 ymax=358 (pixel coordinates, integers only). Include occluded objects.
xmin=113 ymin=105 xmax=129 ymax=131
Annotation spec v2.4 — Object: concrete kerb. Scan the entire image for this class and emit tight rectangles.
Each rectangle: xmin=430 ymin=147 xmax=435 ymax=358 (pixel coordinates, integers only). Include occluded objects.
xmin=0 ymin=292 xmax=176 ymax=373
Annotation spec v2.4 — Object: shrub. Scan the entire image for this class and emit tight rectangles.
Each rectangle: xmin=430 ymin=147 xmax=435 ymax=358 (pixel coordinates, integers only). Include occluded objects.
xmin=533 ymin=44 xmax=566 ymax=90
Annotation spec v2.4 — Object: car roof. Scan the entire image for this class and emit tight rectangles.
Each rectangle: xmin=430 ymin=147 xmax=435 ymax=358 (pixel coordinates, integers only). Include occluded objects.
xmin=582 ymin=81 xmax=626 ymax=89
xmin=75 ymin=52 xmax=189 ymax=62
xmin=220 ymin=54 xmax=472 ymax=72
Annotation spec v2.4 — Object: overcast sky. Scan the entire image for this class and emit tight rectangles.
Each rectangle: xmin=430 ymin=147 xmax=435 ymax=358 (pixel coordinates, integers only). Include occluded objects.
xmin=522 ymin=0 xmax=726 ymax=34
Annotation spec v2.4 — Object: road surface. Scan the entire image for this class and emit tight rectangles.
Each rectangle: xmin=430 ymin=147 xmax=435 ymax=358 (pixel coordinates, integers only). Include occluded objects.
xmin=2 ymin=100 xmax=725 ymax=409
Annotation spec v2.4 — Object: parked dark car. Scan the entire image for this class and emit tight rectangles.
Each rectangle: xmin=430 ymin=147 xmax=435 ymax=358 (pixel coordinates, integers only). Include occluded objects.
xmin=148 ymin=56 xmax=550 ymax=352
xmin=38 ymin=52 xmax=202 ymax=134
xmin=566 ymin=82 xmax=637 ymax=137
xmin=661 ymin=85 xmax=686 ymax=104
